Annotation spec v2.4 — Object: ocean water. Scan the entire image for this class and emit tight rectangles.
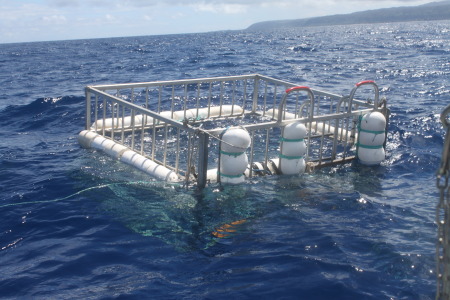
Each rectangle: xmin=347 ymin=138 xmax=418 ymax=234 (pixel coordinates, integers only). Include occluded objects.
xmin=0 ymin=20 xmax=449 ymax=299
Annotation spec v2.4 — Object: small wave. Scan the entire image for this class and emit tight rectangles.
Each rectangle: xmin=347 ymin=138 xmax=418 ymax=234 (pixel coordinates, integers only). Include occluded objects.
xmin=0 ymin=96 xmax=85 ymax=132
xmin=288 ymin=44 xmax=317 ymax=52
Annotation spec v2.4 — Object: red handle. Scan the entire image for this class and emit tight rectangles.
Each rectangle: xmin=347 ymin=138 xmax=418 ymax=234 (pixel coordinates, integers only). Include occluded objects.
xmin=356 ymin=80 xmax=375 ymax=87
xmin=285 ymin=86 xmax=311 ymax=93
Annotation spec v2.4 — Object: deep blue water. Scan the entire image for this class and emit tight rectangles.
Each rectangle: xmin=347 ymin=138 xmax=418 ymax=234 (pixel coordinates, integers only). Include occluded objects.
xmin=0 ymin=21 xmax=449 ymax=299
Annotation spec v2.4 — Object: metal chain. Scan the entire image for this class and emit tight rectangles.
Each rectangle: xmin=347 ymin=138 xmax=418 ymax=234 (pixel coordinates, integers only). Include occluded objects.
xmin=436 ymin=104 xmax=450 ymax=299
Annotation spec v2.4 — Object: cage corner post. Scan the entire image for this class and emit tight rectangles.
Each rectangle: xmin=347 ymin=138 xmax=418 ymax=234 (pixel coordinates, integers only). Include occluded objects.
xmin=196 ymin=131 xmax=209 ymax=188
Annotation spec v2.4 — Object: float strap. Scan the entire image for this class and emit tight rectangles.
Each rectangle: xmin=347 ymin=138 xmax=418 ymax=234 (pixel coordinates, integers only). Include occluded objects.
xmin=356 ymin=143 xmax=383 ymax=149
xmin=220 ymin=150 xmax=245 ymax=157
xmin=279 ymin=154 xmax=304 ymax=160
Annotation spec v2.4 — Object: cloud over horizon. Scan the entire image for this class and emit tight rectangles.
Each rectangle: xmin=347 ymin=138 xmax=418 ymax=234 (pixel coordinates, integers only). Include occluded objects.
xmin=0 ymin=0 xmax=435 ymax=43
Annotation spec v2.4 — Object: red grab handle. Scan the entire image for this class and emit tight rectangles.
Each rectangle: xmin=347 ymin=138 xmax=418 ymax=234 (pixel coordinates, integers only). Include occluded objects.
xmin=285 ymin=86 xmax=311 ymax=93
xmin=356 ymin=80 xmax=375 ymax=87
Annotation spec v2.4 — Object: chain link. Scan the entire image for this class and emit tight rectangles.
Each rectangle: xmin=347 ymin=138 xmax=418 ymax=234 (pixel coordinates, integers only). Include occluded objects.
xmin=436 ymin=104 xmax=450 ymax=299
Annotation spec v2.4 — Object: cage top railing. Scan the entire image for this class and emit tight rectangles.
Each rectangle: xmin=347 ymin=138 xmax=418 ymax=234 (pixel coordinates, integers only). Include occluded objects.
xmin=87 ymin=74 xmax=263 ymax=91
xmin=86 ymin=74 xmax=377 ymax=111
xmin=85 ymin=87 xmax=198 ymax=133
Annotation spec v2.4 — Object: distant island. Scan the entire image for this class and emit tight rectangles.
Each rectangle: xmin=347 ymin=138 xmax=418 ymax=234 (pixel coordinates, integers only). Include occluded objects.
xmin=247 ymin=0 xmax=450 ymax=31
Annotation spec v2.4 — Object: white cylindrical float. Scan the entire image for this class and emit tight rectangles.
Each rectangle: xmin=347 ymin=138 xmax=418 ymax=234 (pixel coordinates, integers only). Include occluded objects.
xmin=172 ymin=109 xmax=195 ymax=121
xmin=78 ymin=130 xmax=128 ymax=159
xmin=91 ymin=105 xmax=245 ymax=130
xmin=356 ymin=111 xmax=386 ymax=165
xmin=279 ymin=122 xmax=307 ymax=175
xmin=219 ymin=127 xmax=251 ymax=184
xmin=265 ymin=108 xmax=296 ymax=120
xmin=120 ymin=150 xmax=179 ymax=182
xmin=78 ymin=130 xmax=179 ymax=182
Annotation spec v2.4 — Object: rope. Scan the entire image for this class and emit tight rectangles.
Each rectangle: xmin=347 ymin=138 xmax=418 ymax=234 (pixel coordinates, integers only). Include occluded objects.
xmin=0 ymin=181 xmax=180 ymax=209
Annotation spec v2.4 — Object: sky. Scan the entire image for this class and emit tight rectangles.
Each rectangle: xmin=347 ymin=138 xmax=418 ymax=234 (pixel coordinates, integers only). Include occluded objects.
xmin=0 ymin=0 xmax=436 ymax=44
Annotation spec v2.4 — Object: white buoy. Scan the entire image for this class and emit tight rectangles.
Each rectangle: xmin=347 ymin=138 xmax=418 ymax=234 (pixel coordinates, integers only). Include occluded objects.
xmin=220 ymin=153 xmax=249 ymax=175
xmin=220 ymin=127 xmax=251 ymax=153
xmin=279 ymin=122 xmax=307 ymax=175
xmin=219 ymin=127 xmax=251 ymax=184
xmin=356 ymin=112 xmax=386 ymax=165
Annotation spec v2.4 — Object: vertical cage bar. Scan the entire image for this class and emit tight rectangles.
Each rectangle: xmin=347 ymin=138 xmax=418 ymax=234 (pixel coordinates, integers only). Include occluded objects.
xmin=85 ymin=90 xmax=91 ymax=130
xmin=264 ymin=83 xmax=268 ymax=117
xmin=130 ymin=107 xmax=136 ymax=151
xmin=145 ymin=87 xmax=149 ymax=109
xmin=121 ymin=105 xmax=125 ymax=144
xmin=151 ymin=119 xmax=156 ymax=160
xmin=243 ymin=79 xmax=248 ymax=112
xmin=158 ymin=85 xmax=162 ymax=113
xmin=175 ymin=128 xmax=181 ymax=174
xmin=231 ymin=80 xmax=236 ymax=115
xmin=163 ymin=124 xmax=168 ymax=166
xmin=264 ymin=128 xmax=270 ymax=168
xmin=196 ymin=83 xmax=201 ymax=117
xmin=219 ymin=81 xmax=224 ymax=117
xmin=102 ymin=97 xmax=106 ymax=137
xmin=140 ymin=113 xmax=145 ymax=155
xmin=294 ymin=93 xmax=299 ymax=118
xmin=331 ymin=118 xmax=340 ymax=161
xmin=185 ymin=132 xmax=193 ymax=186
xmin=94 ymin=94 xmax=98 ymax=132
xmin=318 ymin=121 xmax=326 ymax=165
xmin=183 ymin=84 xmax=188 ymax=119
xmin=196 ymin=131 xmax=209 ymax=188
xmin=171 ymin=85 xmax=175 ymax=118
xmin=273 ymin=85 xmax=278 ymax=117
xmin=252 ymin=76 xmax=259 ymax=113
xmin=207 ymin=82 xmax=212 ymax=118
xmin=111 ymin=100 xmax=115 ymax=140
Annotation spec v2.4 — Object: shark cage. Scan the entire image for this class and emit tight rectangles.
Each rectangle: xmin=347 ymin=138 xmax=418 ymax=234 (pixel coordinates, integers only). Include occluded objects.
xmin=78 ymin=74 xmax=389 ymax=188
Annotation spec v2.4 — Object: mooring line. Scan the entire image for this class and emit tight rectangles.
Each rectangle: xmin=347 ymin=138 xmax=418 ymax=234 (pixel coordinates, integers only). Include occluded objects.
xmin=0 ymin=181 xmax=178 ymax=209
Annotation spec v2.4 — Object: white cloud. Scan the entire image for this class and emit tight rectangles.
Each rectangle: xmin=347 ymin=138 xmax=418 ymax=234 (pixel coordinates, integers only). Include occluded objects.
xmin=193 ymin=3 xmax=248 ymax=14
xmin=42 ymin=14 xmax=67 ymax=24
xmin=171 ymin=12 xmax=185 ymax=19
xmin=105 ymin=14 xmax=116 ymax=21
